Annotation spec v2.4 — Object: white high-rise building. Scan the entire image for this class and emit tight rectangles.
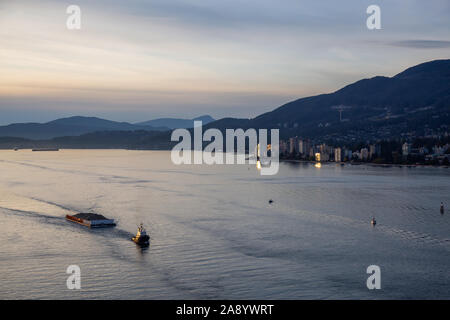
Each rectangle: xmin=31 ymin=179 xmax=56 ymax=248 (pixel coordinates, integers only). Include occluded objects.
xmin=335 ymin=147 xmax=342 ymax=162
xmin=299 ymin=139 xmax=311 ymax=156
xmin=289 ymin=137 xmax=298 ymax=154
xmin=360 ymin=148 xmax=369 ymax=160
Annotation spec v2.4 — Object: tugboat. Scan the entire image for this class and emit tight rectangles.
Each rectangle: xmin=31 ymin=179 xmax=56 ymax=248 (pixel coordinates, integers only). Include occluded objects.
xmin=132 ymin=223 xmax=150 ymax=246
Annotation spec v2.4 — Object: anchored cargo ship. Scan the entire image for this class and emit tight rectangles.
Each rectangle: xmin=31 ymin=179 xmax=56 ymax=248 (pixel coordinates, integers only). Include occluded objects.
xmin=32 ymin=148 xmax=59 ymax=151
xmin=66 ymin=213 xmax=116 ymax=228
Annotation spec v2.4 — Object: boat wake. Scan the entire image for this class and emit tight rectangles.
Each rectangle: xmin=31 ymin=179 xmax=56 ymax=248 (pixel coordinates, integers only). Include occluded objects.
xmin=27 ymin=196 xmax=80 ymax=213
xmin=0 ymin=206 xmax=65 ymax=226
xmin=0 ymin=203 xmax=133 ymax=243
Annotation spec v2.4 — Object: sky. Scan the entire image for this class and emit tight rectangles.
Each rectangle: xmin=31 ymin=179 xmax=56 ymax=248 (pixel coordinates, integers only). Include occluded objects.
xmin=0 ymin=0 xmax=449 ymax=124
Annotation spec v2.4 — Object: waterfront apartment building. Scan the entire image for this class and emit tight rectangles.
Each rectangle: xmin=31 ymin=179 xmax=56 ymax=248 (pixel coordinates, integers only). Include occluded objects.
xmin=335 ymin=147 xmax=342 ymax=162
xmin=289 ymin=137 xmax=298 ymax=154
xmin=299 ymin=139 xmax=311 ymax=156
xmin=369 ymin=145 xmax=376 ymax=159
xmin=280 ymin=140 xmax=288 ymax=154
xmin=315 ymin=152 xmax=330 ymax=162
xmin=369 ymin=144 xmax=381 ymax=159
xmin=402 ymin=143 xmax=412 ymax=156
xmin=360 ymin=148 xmax=369 ymax=160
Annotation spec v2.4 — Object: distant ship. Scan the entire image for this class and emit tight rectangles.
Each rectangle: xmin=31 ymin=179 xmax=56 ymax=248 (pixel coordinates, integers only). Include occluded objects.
xmin=66 ymin=213 xmax=116 ymax=228
xmin=132 ymin=224 xmax=150 ymax=246
xmin=32 ymin=148 xmax=60 ymax=152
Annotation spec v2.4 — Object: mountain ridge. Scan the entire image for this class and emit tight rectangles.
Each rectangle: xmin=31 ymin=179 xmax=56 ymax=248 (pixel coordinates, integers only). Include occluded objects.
xmin=0 ymin=59 xmax=448 ymax=144
xmin=135 ymin=115 xmax=215 ymax=129
xmin=205 ymin=59 xmax=450 ymax=141
xmin=0 ymin=115 xmax=214 ymax=139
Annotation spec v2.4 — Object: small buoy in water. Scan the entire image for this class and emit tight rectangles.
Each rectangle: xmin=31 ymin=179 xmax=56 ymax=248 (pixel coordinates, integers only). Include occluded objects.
xmin=371 ymin=217 xmax=376 ymax=226
xmin=440 ymin=202 xmax=444 ymax=214
xmin=269 ymin=199 xmax=274 ymax=204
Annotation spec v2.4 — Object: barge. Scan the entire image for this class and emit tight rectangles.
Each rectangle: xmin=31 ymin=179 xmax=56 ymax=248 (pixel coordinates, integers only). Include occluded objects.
xmin=66 ymin=213 xmax=116 ymax=228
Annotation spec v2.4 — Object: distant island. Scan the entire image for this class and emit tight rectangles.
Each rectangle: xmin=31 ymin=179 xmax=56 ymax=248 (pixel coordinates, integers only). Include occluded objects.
xmin=0 ymin=115 xmax=215 ymax=140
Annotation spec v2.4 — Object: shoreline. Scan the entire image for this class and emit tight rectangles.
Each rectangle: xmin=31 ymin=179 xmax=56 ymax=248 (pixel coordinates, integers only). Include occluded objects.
xmin=1 ymin=148 xmax=448 ymax=169
xmin=280 ymin=159 xmax=449 ymax=169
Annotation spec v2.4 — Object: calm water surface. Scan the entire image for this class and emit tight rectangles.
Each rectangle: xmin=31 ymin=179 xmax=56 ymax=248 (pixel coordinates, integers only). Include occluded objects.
xmin=0 ymin=150 xmax=449 ymax=299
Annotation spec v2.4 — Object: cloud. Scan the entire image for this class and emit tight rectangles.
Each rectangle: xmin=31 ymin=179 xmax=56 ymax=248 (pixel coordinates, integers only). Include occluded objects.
xmin=390 ymin=40 xmax=450 ymax=49
xmin=1 ymin=0 xmax=450 ymax=123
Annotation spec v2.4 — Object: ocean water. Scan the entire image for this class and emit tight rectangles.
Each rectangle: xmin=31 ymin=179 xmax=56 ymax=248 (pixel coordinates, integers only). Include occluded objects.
xmin=0 ymin=150 xmax=449 ymax=299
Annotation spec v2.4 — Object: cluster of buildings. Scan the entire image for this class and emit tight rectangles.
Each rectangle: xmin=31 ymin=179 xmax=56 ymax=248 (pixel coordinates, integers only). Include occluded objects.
xmin=279 ymin=136 xmax=450 ymax=164
xmin=279 ymin=137 xmax=380 ymax=162
xmin=402 ymin=142 xmax=450 ymax=163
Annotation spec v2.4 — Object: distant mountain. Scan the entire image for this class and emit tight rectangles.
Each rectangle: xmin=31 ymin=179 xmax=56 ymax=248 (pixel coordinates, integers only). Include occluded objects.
xmin=1 ymin=60 xmax=448 ymax=146
xmin=0 ymin=116 xmax=169 ymax=139
xmin=0 ymin=114 xmax=215 ymax=140
xmin=136 ymin=115 xmax=215 ymax=129
xmin=206 ymin=59 xmax=450 ymax=142
xmin=0 ymin=130 xmax=173 ymax=150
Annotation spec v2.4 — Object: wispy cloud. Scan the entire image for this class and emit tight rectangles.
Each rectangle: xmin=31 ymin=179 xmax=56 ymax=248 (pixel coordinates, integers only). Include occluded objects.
xmin=1 ymin=0 xmax=449 ymax=123
xmin=390 ymin=40 xmax=450 ymax=49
